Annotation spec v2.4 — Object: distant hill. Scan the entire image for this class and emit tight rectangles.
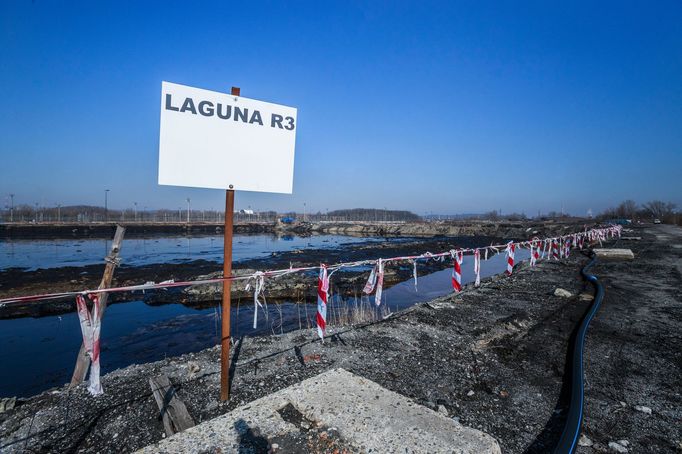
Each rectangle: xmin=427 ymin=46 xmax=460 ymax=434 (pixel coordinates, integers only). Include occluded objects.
xmin=423 ymin=213 xmax=485 ymax=220
xmin=326 ymin=208 xmax=421 ymax=222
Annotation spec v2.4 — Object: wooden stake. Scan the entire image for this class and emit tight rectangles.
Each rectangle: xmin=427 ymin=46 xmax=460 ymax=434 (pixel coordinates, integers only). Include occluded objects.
xmin=70 ymin=225 xmax=125 ymax=387
xmin=220 ymin=86 xmax=240 ymax=401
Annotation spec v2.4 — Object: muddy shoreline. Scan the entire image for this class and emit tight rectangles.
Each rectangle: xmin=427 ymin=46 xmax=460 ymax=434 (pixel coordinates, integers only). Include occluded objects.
xmin=0 ymin=222 xmax=275 ymax=239
xmin=1 ymin=225 xmax=678 ymax=453
xmin=0 ymin=236 xmax=498 ymax=319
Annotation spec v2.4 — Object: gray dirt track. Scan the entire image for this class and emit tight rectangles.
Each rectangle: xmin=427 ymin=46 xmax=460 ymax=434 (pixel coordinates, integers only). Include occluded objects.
xmin=0 ymin=224 xmax=680 ymax=453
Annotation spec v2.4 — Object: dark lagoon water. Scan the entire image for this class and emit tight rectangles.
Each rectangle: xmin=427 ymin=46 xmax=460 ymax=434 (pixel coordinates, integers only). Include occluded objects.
xmin=0 ymin=234 xmax=387 ymax=270
xmin=0 ymin=235 xmax=529 ymax=398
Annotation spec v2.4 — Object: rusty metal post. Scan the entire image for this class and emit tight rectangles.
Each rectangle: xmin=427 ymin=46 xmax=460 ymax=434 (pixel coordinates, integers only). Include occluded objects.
xmin=220 ymin=86 xmax=240 ymax=401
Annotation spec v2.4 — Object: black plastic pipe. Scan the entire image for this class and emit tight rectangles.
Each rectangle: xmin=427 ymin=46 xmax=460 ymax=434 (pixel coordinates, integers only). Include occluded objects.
xmin=554 ymin=255 xmax=605 ymax=453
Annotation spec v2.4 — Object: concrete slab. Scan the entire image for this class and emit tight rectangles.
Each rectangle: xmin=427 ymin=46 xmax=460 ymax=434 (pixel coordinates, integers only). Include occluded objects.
xmin=137 ymin=368 xmax=501 ymax=454
xmin=593 ymin=248 xmax=635 ymax=260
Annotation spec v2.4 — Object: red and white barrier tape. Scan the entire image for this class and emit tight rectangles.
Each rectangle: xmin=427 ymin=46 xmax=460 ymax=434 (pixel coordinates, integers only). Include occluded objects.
xmin=0 ymin=225 xmax=622 ymax=307
xmin=530 ymin=239 xmax=539 ymax=267
xmin=451 ymin=250 xmax=463 ymax=292
xmin=473 ymin=249 xmax=481 ymax=287
xmin=75 ymin=294 xmax=103 ymax=396
xmin=316 ymin=265 xmax=329 ymax=340
xmin=505 ymin=241 xmax=516 ymax=275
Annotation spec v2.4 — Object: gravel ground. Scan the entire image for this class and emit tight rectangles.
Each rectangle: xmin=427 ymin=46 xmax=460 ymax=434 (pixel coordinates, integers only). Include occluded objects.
xmin=0 ymin=224 xmax=679 ymax=453
xmin=575 ymin=224 xmax=682 ymax=453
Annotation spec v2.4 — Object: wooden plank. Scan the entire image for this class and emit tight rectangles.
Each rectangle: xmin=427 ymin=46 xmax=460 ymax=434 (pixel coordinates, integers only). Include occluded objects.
xmin=69 ymin=225 xmax=126 ymax=387
xmin=149 ymin=375 xmax=195 ymax=436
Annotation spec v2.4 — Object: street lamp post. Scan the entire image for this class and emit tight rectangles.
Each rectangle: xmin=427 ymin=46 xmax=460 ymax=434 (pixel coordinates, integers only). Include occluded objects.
xmin=134 ymin=202 xmax=138 ymax=222
xmin=105 ymin=189 xmax=110 ymax=222
xmin=9 ymin=194 xmax=14 ymax=223
xmin=186 ymin=198 xmax=191 ymax=223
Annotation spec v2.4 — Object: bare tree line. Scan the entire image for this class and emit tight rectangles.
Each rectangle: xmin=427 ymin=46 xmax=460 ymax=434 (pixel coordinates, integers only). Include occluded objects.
xmin=2 ymin=201 xmax=679 ymax=225
xmin=599 ymin=199 xmax=679 ymax=224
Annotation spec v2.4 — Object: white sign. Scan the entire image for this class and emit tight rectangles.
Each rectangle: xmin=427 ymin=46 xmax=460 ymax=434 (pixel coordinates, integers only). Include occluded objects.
xmin=158 ymin=81 xmax=297 ymax=193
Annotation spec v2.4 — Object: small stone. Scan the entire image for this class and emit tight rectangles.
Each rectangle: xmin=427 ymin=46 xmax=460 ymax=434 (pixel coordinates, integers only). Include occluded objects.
xmin=578 ymin=293 xmax=594 ymax=301
xmin=437 ymin=405 xmax=449 ymax=416
xmin=0 ymin=397 xmax=17 ymax=413
xmin=578 ymin=434 xmax=593 ymax=447
xmin=186 ymin=361 xmax=201 ymax=379
xmin=270 ymin=443 xmax=279 ymax=450
xmin=608 ymin=441 xmax=628 ymax=452
xmin=619 ymin=401 xmax=627 ymax=407
xmin=467 ymin=390 xmax=475 ymax=397
xmin=618 ymin=440 xmax=630 ymax=447
xmin=634 ymin=405 xmax=652 ymax=415
xmin=301 ymin=421 xmax=310 ymax=429
xmin=554 ymin=288 xmax=573 ymax=298
xmin=499 ymin=390 xmax=509 ymax=398
xmin=205 ymin=401 xmax=219 ymax=412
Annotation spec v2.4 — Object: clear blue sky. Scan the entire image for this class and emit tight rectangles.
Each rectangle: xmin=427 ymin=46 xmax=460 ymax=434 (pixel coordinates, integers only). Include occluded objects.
xmin=1 ymin=1 xmax=681 ymax=216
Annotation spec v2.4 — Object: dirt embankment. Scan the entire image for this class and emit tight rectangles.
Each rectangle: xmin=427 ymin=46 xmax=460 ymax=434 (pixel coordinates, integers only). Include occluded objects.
xmin=309 ymin=219 xmax=593 ymax=239
xmin=1 ymin=225 xmax=678 ymax=453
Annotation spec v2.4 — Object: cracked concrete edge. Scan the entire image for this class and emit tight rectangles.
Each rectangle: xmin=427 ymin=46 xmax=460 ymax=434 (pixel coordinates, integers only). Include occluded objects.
xmin=137 ymin=368 xmax=501 ymax=454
